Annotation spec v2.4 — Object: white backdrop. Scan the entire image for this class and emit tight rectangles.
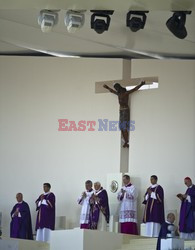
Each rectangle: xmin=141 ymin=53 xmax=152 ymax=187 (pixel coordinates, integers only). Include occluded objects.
xmin=0 ymin=57 xmax=121 ymax=236
xmin=129 ymin=59 xmax=195 ymax=226
xmin=0 ymin=57 xmax=194 ymax=236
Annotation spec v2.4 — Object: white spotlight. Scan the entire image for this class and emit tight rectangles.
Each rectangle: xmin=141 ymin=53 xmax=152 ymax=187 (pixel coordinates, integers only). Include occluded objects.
xmin=64 ymin=10 xmax=85 ymax=33
xmin=38 ymin=10 xmax=59 ymax=33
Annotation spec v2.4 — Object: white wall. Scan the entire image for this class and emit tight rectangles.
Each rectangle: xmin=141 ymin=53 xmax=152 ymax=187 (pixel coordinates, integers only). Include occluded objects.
xmin=129 ymin=59 xmax=195 ymax=226
xmin=1 ymin=57 xmax=194 ymax=237
xmin=0 ymin=57 xmax=122 ymax=236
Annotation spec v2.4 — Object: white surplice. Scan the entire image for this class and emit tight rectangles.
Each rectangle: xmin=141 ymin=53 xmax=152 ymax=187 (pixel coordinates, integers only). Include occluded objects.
xmin=117 ymin=184 xmax=138 ymax=223
xmin=78 ymin=189 xmax=94 ymax=224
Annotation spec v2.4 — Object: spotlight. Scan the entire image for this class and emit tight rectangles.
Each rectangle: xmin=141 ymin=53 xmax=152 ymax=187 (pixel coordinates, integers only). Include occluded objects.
xmin=90 ymin=10 xmax=114 ymax=34
xmin=38 ymin=10 xmax=59 ymax=33
xmin=64 ymin=10 xmax=85 ymax=33
xmin=166 ymin=11 xmax=191 ymax=39
xmin=126 ymin=11 xmax=149 ymax=32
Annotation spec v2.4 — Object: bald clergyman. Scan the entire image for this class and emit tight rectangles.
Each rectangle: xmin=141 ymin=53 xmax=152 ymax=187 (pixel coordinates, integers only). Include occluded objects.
xmin=10 ymin=193 xmax=33 ymax=240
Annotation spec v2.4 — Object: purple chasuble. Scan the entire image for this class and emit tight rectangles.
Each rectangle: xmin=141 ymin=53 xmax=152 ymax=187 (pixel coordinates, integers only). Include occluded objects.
xmin=143 ymin=185 xmax=165 ymax=224
xmin=89 ymin=188 xmax=110 ymax=229
xmin=10 ymin=201 xmax=33 ymax=240
xmin=179 ymin=184 xmax=195 ymax=233
xmin=35 ymin=192 xmax=55 ymax=231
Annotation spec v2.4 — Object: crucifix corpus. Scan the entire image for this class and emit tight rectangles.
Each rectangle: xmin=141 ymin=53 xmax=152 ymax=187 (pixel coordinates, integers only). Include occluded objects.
xmin=95 ymin=60 xmax=158 ymax=149
xmin=103 ymin=81 xmax=145 ymax=148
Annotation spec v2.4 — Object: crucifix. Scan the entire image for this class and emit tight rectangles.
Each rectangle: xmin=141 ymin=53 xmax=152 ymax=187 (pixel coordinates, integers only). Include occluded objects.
xmin=95 ymin=59 xmax=158 ymax=172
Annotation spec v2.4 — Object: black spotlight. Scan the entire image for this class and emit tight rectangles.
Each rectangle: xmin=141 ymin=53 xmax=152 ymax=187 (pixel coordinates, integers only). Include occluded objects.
xmin=166 ymin=11 xmax=191 ymax=39
xmin=126 ymin=11 xmax=149 ymax=32
xmin=90 ymin=10 xmax=114 ymax=34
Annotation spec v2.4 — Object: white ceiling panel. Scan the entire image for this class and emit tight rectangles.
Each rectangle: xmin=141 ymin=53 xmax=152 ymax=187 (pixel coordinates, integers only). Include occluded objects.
xmin=0 ymin=9 xmax=194 ymax=59
xmin=0 ymin=0 xmax=195 ymax=10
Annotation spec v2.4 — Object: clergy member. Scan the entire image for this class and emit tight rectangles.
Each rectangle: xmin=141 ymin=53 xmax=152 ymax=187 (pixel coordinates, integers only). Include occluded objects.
xmin=78 ymin=180 xmax=94 ymax=229
xmin=177 ymin=177 xmax=195 ymax=240
xmin=10 ymin=193 xmax=33 ymax=240
xmin=142 ymin=175 xmax=165 ymax=237
xmin=89 ymin=182 xmax=110 ymax=230
xmin=117 ymin=175 xmax=138 ymax=235
xmin=156 ymin=213 xmax=178 ymax=250
xmin=35 ymin=183 xmax=55 ymax=242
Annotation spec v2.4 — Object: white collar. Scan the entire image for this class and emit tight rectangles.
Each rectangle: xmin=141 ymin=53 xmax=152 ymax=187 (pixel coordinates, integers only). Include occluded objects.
xmin=44 ymin=192 xmax=50 ymax=195
xmin=94 ymin=188 xmax=103 ymax=195
xmin=18 ymin=201 xmax=23 ymax=204
xmin=188 ymin=185 xmax=193 ymax=188
xmin=166 ymin=220 xmax=172 ymax=224
xmin=151 ymin=184 xmax=158 ymax=188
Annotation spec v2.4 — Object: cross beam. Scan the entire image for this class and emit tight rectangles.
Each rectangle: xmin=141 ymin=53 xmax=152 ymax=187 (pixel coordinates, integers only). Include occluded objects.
xmin=95 ymin=60 xmax=158 ymax=93
xmin=95 ymin=76 xmax=158 ymax=93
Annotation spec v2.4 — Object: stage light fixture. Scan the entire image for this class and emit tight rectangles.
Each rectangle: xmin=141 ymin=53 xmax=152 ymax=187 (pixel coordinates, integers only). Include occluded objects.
xmin=38 ymin=10 xmax=59 ymax=33
xmin=90 ymin=10 xmax=114 ymax=34
xmin=64 ymin=10 xmax=85 ymax=33
xmin=166 ymin=11 xmax=191 ymax=39
xmin=126 ymin=11 xmax=149 ymax=32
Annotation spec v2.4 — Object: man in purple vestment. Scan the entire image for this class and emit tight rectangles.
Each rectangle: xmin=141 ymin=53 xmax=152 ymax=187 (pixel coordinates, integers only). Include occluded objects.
xmin=10 ymin=193 xmax=33 ymax=240
xmin=35 ymin=183 xmax=55 ymax=242
xmin=177 ymin=177 xmax=195 ymax=240
xmin=89 ymin=182 xmax=110 ymax=230
xmin=142 ymin=175 xmax=165 ymax=237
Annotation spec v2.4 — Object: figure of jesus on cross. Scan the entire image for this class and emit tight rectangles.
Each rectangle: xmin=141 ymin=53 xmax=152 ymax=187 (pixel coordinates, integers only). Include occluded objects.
xmin=103 ymin=81 xmax=145 ymax=148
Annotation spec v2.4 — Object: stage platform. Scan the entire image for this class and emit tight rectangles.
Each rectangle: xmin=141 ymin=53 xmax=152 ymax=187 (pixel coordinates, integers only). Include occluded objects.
xmin=0 ymin=237 xmax=49 ymax=250
xmin=1 ymin=229 xmax=195 ymax=250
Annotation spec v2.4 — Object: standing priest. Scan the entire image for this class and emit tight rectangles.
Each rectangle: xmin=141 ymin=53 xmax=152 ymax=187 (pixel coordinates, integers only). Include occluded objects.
xmin=89 ymin=182 xmax=110 ymax=230
xmin=35 ymin=183 xmax=55 ymax=242
xmin=117 ymin=175 xmax=138 ymax=235
xmin=10 ymin=193 xmax=33 ymax=240
xmin=142 ymin=175 xmax=165 ymax=237
xmin=78 ymin=180 xmax=94 ymax=229
xmin=177 ymin=177 xmax=195 ymax=240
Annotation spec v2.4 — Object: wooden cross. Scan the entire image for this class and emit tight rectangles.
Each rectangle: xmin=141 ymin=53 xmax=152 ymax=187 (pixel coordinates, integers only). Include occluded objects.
xmin=95 ymin=59 xmax=158 ymax=172
xmin=95 ymin=60 xmax=158 ymax=93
